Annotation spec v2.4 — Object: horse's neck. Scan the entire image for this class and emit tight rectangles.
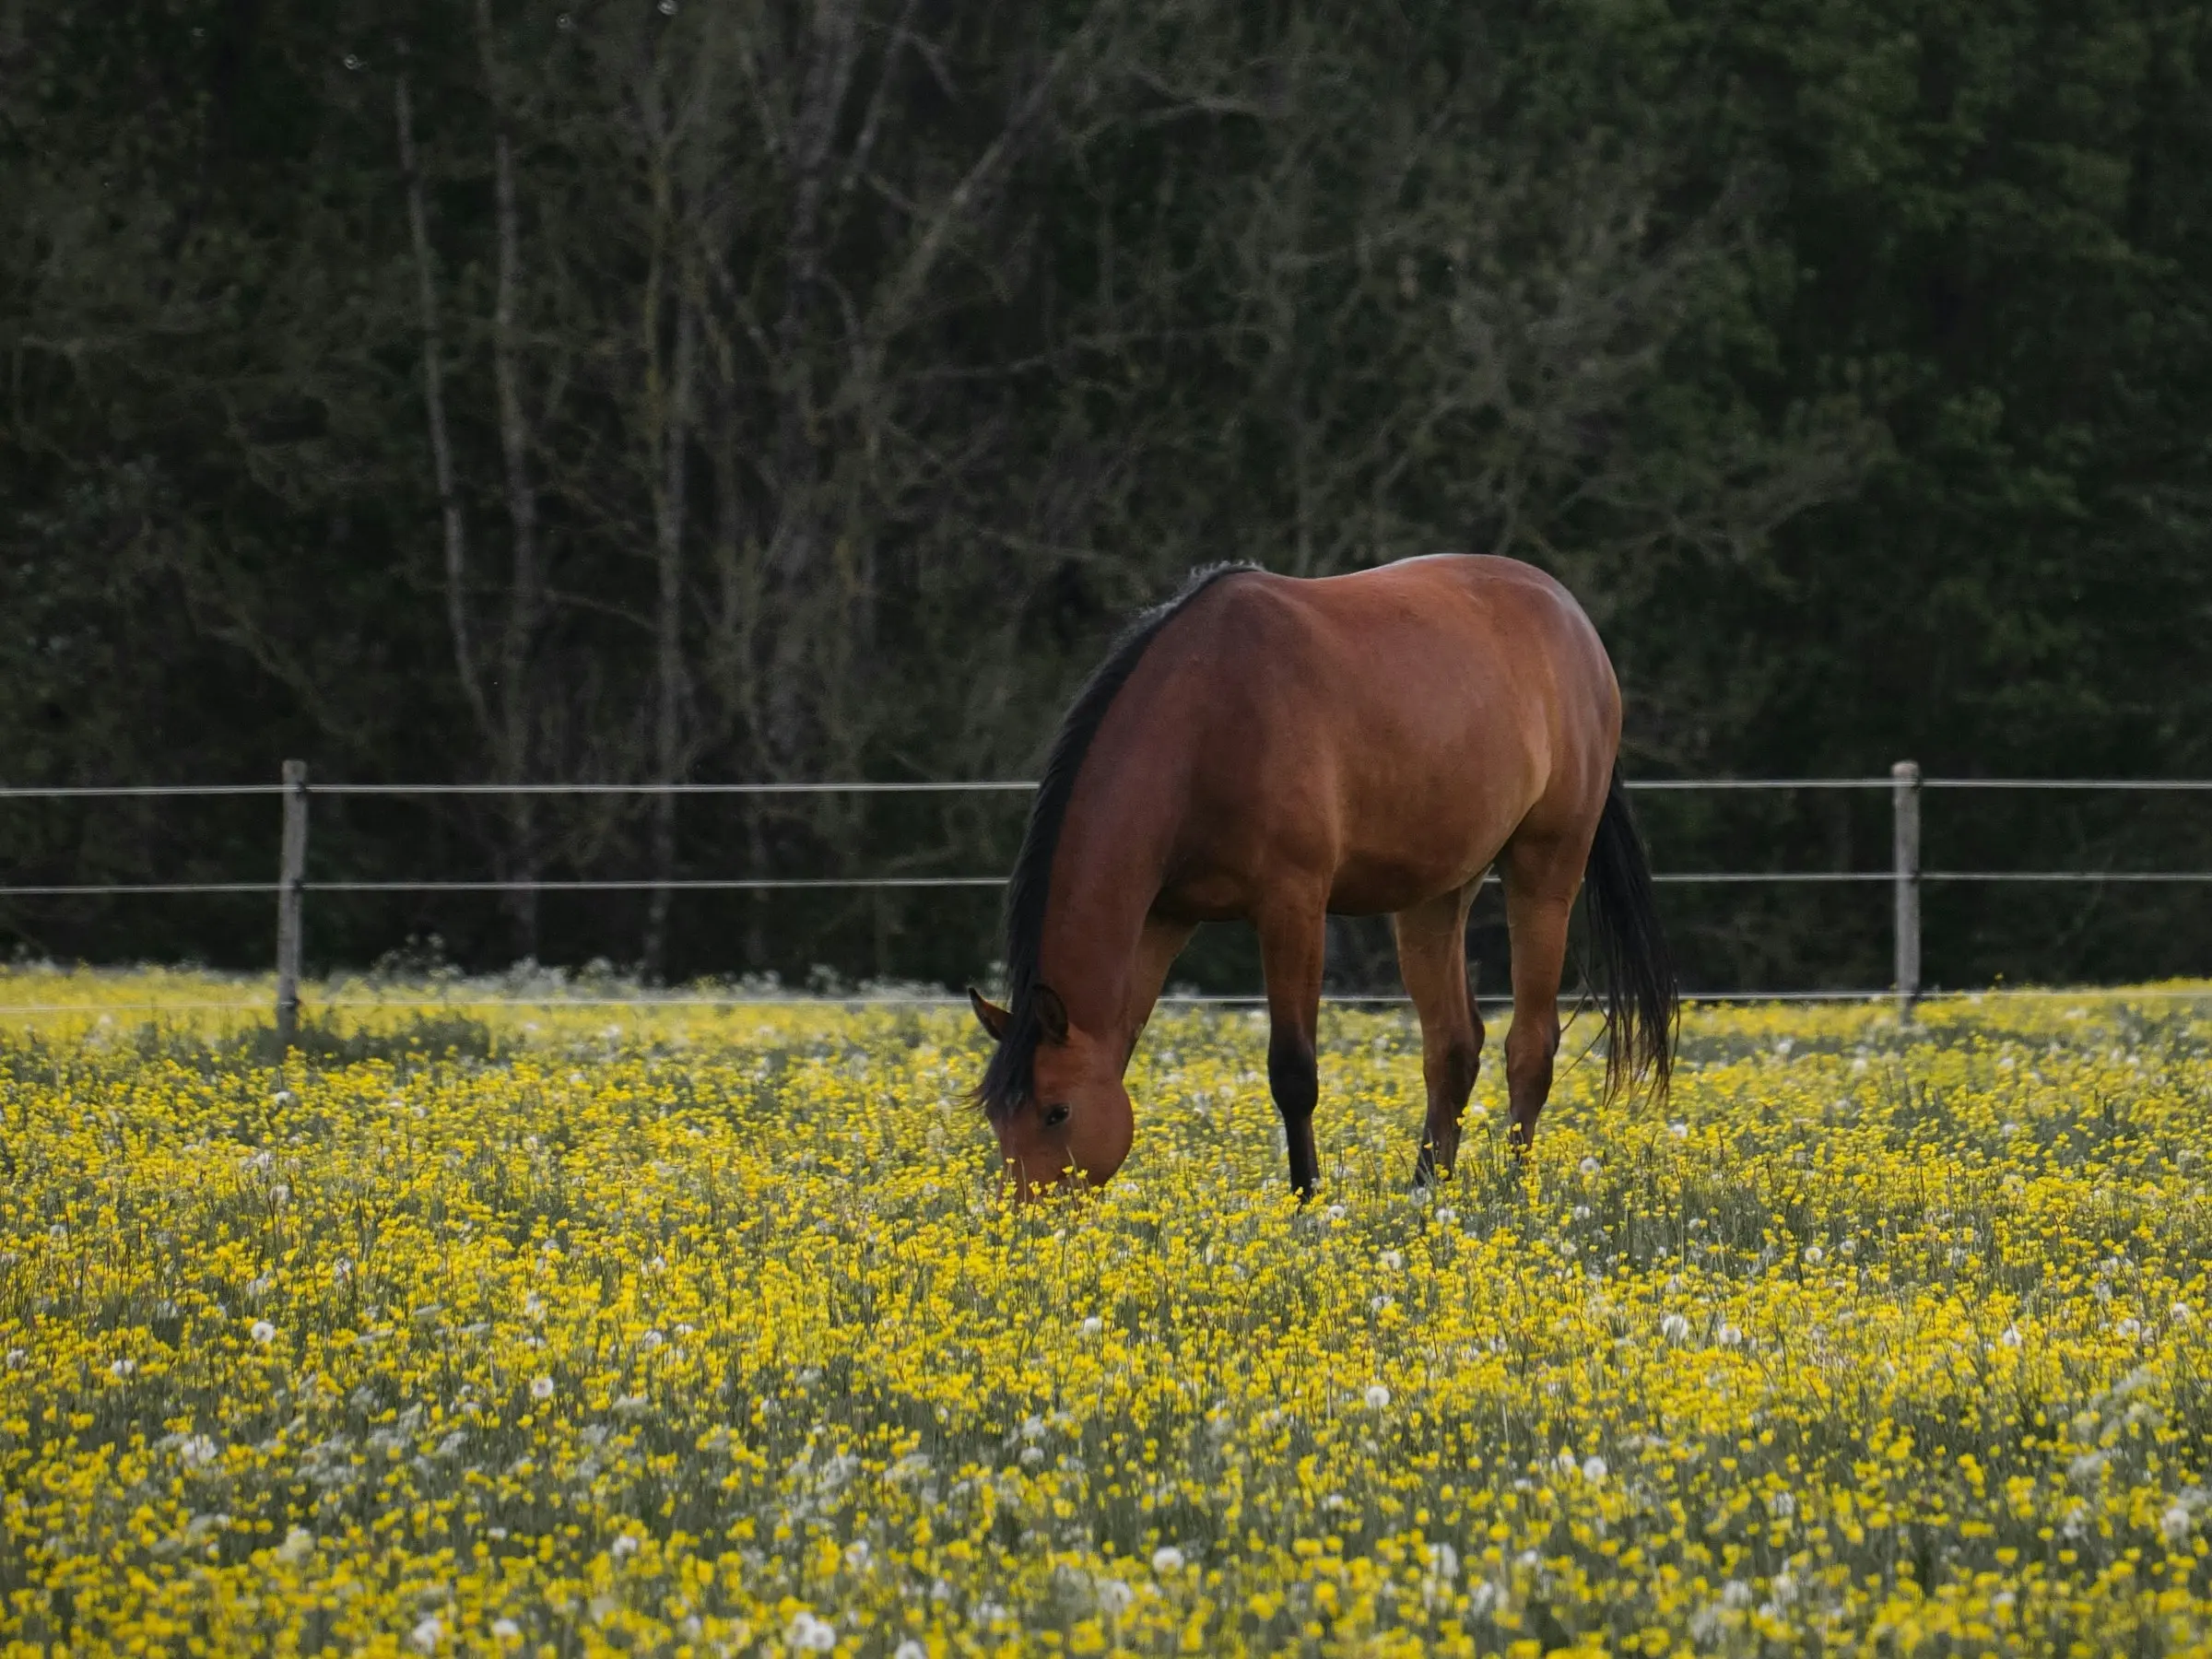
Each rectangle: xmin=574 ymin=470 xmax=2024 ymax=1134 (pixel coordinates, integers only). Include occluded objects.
xmin=1035 ymin=750 xmax=1178 ymax=1047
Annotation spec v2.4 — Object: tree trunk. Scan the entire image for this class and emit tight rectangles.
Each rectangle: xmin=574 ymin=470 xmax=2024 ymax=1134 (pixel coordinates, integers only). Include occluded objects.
xmin=643 ymin=296 xmax=696 ymax=981
xmin=484 ymin=7 xmax=542 ymax=962
xmin=394 ymin=57 xmax=488 ymax=738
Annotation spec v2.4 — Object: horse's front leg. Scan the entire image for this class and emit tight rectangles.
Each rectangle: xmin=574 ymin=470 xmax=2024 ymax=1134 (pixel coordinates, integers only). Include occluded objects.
xmin=1256 ymin=900 xmax=1327 ymax=1199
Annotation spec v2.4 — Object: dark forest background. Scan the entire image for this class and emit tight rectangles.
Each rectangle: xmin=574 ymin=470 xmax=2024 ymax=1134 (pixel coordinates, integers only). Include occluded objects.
xmin=4 ymin=0 xmax=2211 ymax=995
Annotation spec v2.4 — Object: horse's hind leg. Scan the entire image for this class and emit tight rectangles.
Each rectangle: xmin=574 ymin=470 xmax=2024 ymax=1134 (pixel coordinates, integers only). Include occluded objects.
xmin=1256 ymin=899 xmax=1328 ymax=1200
xmin=1394 ymin=884 xmax=1484 ymax=1185
xmin=1501 ymin=834 xmax=1584 ymax=1150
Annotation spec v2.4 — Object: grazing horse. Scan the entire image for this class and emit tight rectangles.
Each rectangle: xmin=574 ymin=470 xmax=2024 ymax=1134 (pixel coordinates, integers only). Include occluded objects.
xmin=969 ymin=554 xmax=1675 ymax=1196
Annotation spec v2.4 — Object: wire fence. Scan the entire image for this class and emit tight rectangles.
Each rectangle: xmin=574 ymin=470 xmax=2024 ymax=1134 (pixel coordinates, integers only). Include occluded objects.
xmin=1 ymin=763 xmax=2208 ymax=1034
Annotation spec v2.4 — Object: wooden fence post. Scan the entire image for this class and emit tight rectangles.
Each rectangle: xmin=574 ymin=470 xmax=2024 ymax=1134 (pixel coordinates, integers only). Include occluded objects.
xmin=275 ymin=759 xmax=308 ymax=1048
xmin=1891 ymin=759 xmax=1921 ymax=1020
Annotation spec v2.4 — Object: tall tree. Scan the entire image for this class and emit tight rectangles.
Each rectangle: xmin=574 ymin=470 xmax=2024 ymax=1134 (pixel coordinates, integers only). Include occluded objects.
xmin=6 ymin=0 xmax=2204 ymax=992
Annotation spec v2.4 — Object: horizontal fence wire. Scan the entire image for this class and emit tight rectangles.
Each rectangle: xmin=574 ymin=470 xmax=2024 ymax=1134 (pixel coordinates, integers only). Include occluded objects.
xmin=5 ymin=986 xmax=2210 ymax=1018
xmin=0 ymin=776 xmax=2207 ymax=900
xmin=301 ymin=878 xmax=1009 ymax=892
xmin=0 ymin=782 xmax=1040 ymax=799
xmin=0 ymin=991 xmax=1909 ymax=1011
xmin=0 ymin=883 xmax=282 ymax=896
xmin=1922 ymin=779 xmax=2212 ymax=791
xmin=7 ymin=776 xmax=2212 ymax=801
xmin=6 ymin=870 xmax=2212 ymax=899
xmin=0 ymin=991 xmax=1935 ymax=1013
xmin=1925 ymin=871 xmax=2212 ymax=882
xmin=312 ymin=781 xmax=1041 ymax=796
xmin=0 ymin=785 xmax=288 ymax=799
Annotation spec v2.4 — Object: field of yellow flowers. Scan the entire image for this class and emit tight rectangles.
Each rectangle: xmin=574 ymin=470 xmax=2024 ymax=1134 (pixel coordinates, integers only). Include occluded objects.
xmin=6 ymin=969 xmax=2212 ymax=1656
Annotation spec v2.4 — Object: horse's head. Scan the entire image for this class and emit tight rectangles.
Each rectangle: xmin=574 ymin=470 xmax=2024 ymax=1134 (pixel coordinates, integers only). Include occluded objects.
xmin=969 ymin=985 xmax=1133 ymax=1194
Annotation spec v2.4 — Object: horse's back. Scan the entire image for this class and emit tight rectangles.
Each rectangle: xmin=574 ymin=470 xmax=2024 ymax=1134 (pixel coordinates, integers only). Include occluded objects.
xmin=1191 ymin=554 xmax=1618 ymax=782
xmin=1151 ymin=555 xmax=1620 ymax=912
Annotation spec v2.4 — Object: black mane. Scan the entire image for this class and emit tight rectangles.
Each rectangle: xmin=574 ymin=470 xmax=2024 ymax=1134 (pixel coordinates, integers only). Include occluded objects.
xmin=977 ymin=562 xmax=1259 ymax=1118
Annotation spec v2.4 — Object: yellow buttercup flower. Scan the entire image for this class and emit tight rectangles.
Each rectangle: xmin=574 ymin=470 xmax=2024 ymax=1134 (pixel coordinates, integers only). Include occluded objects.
xmin=2 ymin=969 xmax=2212 ymax=1653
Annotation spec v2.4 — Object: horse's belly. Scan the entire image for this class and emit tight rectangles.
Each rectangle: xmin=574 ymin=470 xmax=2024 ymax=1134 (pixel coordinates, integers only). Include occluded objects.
xmin=1324 ymin=844 xmax=1494 ymax=916
xmin=1318 ymin=747 xmax=1536 ymax=913
xmin=1171 ymin=735 xmax=1534 ymax=918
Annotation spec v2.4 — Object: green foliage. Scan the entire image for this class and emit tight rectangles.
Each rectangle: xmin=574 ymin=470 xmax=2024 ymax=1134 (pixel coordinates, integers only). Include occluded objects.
xmin=1 ymin=0 xmax=2207 ymax=993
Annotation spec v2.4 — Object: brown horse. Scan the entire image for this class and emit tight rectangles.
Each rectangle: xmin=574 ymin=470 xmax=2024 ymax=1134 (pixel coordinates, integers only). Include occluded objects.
xmin=969 ymin=553 xmax=1675 ymax=1196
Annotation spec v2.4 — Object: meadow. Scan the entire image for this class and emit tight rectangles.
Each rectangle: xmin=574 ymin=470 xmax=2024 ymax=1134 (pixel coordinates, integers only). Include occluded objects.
xmin=5 ymin=970 xmax=2212 ymax=1656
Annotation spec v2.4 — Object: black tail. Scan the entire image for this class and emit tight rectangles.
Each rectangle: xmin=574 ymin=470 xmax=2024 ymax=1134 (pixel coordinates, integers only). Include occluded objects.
xmin=1583 ymin=768 xmax=1678 ymax=1100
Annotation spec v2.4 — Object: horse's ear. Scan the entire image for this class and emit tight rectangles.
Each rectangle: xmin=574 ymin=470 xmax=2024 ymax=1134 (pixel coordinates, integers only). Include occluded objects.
xmin=968 ymin=987 xmax=1011 ymax=1042
xmin=1033 ymin=984 xmax=1069 ymax=1045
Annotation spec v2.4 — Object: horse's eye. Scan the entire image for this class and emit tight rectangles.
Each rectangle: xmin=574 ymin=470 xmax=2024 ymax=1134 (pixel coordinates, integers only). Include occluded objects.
xmin=1042 ymin=1101 xmax=1070 ymax=1128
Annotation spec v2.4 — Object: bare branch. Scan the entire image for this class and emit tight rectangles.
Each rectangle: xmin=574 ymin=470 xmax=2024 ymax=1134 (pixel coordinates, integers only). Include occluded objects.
xmin=394 ymin=53 xmax=490 ymax=741
xmin=840 ymin=0 xmax=923 ymax=196
xmin=865 ymin=9 xmax=1107 ymax=348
